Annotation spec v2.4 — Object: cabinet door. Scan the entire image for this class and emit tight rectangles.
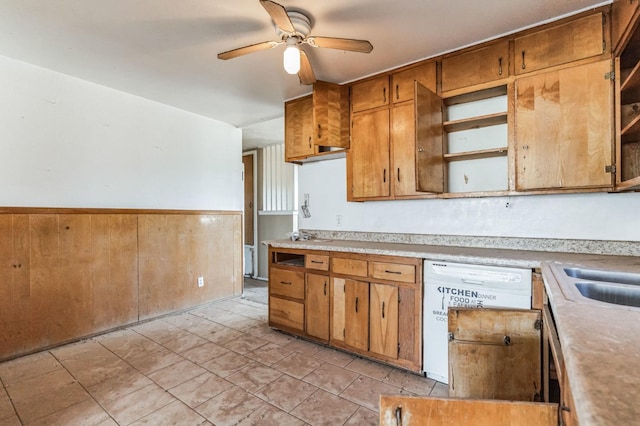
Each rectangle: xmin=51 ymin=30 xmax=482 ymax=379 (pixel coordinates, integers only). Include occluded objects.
xmin=350 ymin=108 xmax=390 ymax=198
xmin=369 ymin=283 xmax=398 ymax=359
xmin=448 ymin=308 xmax=542 ymax=402
xmin=415 ymin=83 xmax=445 ymax=193
xmin=514 ymin=13 xmax=605 ymax=75
xmin=442 ymin=40 xmax=509 ymax=92
xmin=515 ymin=60 xmax=613 ymax=190
xmin=305 ymin=273 xmax=329 ymax=341
xmin=612 ymin=0 xmax=639 ymax=53
xmin=391 ymin=62 xmax=436 ymax=103
xmin=344 ymin=279 xmax=369 ymax=351
xmin=285 ymin=95 xmax=314 ymax=160
xmin=380 ymin=396 xmax=558 ymax=426
xmin=392 ymin=102 xmax=420 ymax=196
xmin=313 ymin=81 xmax=349 ymax=149
xmin=351 ymin=75 xmax=389 ymax=112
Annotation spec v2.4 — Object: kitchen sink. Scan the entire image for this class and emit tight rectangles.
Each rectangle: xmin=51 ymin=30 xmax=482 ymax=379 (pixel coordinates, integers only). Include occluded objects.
xmin=574 ymin=282 xmax=640 ymax=308
xmin=547 ymin=263 xmax=640 ymax=310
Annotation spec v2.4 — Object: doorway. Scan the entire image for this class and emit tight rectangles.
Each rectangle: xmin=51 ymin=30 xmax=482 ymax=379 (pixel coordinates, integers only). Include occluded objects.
xmin=242 ymin=151 xmax=257 ymax=277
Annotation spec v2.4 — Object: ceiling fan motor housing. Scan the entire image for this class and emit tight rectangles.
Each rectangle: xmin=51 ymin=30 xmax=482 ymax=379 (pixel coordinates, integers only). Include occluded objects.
xmin=275 ymin=11 xmax=312 ymax=41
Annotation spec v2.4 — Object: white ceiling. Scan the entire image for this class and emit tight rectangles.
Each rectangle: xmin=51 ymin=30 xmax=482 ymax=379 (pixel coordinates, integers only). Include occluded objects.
xmin=0 ymin=0 xmax=610 ymax=149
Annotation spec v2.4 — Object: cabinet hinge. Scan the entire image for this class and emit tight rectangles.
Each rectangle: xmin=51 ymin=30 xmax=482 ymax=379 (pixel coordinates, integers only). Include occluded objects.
xmin=604 ymin=71 xmax=615 ymax=81
xmin=605 ymin=164 xmax=616 ymax=174
xmin=534 ymin=319 xmax=542 ymax=331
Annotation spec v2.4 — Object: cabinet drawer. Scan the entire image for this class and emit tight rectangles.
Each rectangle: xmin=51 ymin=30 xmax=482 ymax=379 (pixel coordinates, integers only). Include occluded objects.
xmin=514 ymin=13 xmax=605 ymax=75
xmin=305 ymin=254 xmax=329 ymax=271
xmin=442 ymin=40 xmax=509 ymax=92
xmin=351 ymin=76 xmax=390 ymax=112
xmin=270 ymin=268 xmax=305 ymax=299
xmin=369 ymin=262 xmax=416 ymax=283
xmin=269 ymin=297 xmax=304 ymax=331
xmin=332 ymin=257 xmax=368 ymax=277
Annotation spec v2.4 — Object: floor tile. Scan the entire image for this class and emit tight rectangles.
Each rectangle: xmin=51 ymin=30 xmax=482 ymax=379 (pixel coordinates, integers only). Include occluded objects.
xmin=129 ymin=400 xmax=209 ymax=425
xmin=11 ymin=379 xmax=90 ymax=424
xmin=49 ymin=339 xmax=111 ymax=363
xmin=343 ymin=406 xmax=379 ymax=425
xmin=88 ymin=368 xmax=153 ymax=404
xmin=101 ymin=383 xmax=174 ymax=424
xmin=345 ymin=357 xmax=393 ymax=380
xmin=196 ymin=386 xmax=264 ymax=425
xmin=273 ymin=352 xmax=323 ymax=379
xmin=0 ymin=351 xmax=61 ymax=386
xmin=236 ymin=403 xmax=306 ymax=426
xmin=302 ymin=362 xmax=359 ymax=395
xmin=340 ymin=376 xmax=403 ymax=412
xmin=430 ymin=381 xmax=449 ymax=397
xmin=312 ymin=347 xmax=356 ymax=367
xmin=284 ymin=338 xmax=321 ymax=356
xmin=124 ymin=346 xmax=183 ymax=375
xmin=27 ymin=398 xmax=111 ymax=426
xmin=169 ymin=372 xmax=231 ymax=408
xmin=63 ymin=356 xmax=132 ymax=388
xmin=180 ymin=342 xmax=229 ymax=365
xmin=222 ymin=316 xmax=261 ymax=331
xmin=160 ymin=331 xmax=210 ymax=354
xmin=245 ymin=342 xmax=293 ymax=365
xmin=7 ymin=368 xmax=77 ymax=403
xmin=291 ymin=389 xmax=359 ymax=426
xmin=205 ymin=327 xmax=246 ymax=345
xmin=226 ymin=363 xmax=282 ymax=393
xmin=130 ymin=320 xmax=181 ymax=344
xmin=255 ymin=375 xmax=318 ymax=412
xmin=0 ymin=414 xmax=21 ymax=426
xmin=246 ymin=324 xmax=295 ymax=346
xmin=222 ymin=334 xmax=269 ymax=354
xmin=0 ymin=386 xmax=16 ymax=421
xmin=147 ymin=359 xmax=207 ymax=390
xmin=383 ymin=369 xmax=435 ymax=396
xmin=200 ymin=351 xmax=255 ymax=378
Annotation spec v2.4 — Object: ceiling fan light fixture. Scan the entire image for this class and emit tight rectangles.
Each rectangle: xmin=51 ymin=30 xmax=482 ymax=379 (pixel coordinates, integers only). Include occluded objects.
xmin=283 ymin=38 xmax=300 ymax=74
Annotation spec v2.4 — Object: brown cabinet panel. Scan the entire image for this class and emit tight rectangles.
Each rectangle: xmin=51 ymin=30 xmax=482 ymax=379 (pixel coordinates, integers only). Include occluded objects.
xmin=369 ymin=283 xmax=398 ymax=359
xmin=269 ymin=268 xmax=305 ymax=299
xmin=380 ymin=396 xmax=558 ymax=426
xmin=331 ymin=257 xmax=368 ymax=277
xmin=350 ymin=108 xmax=391 ymax=198
xmin=269 ymin=297 xmax=304 ymax=331
xmin=285 ymin=95 xmax=314 ymax=161
xmin=612 ymin=0 xmax=640 ymax=53
xmin=305 ymin=273 xmax=330 ymax=341
xmin=442 ymin=40 xmax=510 ymax=92
xmin=369 ymin=261 xmax=416 ymax=283
xmin=416 ymin=84 xmax=445 ymax=193
xmin=515 ymin=60 xmax=613 ymax=190
xmin=305 ymin=254 xmax=329 ymax=271
xmin=515 ymin=13 xmax=605 ymax=75
xmin=344 ymin=279 xmax=369 ymax=351
xmin=331 ymin=277 xmax=346 ymax=343
xmin=392 ymin=102 xmax=421 ymax=196
xmin=448 ymin=308 xmax=542 ymax=402
xmin=398 ymin=286 xmax=419 ymax=365
xmin=351 ymin=76 xmax=390 ymax=112
xmin=313 ymin=81 xmax=350 ymax=149
xmin=391 ymin=62 xmax=437 ymax=103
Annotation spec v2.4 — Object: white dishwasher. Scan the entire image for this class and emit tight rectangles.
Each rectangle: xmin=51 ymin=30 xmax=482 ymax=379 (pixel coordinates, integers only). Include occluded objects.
xmin=423 ymin=260 xmax=532 ymax=383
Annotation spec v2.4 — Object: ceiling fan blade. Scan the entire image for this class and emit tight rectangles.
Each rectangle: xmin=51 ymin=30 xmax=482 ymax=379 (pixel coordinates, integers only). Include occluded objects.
xmin=298 ymin=50 xmax=316 ymax=85
xmin=306 ymin=36 xmax=373 ymax=53
xmin=260 ymin=0 xmax=295 ymax=34
xmin=217 ymin=41 xmax=281 ymax=60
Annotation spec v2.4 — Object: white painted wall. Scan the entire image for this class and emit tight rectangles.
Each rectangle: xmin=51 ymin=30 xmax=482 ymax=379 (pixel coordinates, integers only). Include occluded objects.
xmin=298 ymin=158 xmax=640 ymax=242
xmin=0 ymin=55 xmax=242 ymax=210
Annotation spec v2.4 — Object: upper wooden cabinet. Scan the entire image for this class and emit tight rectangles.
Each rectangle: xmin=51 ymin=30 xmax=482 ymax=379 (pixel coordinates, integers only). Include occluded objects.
xmin=351 ymin=75 xmax=390 ymax=113
xmin=612 ymin=0 xmax=640 ymax=53
xmin=514 ymin=12 xmax=606 ymax=75
xmin=514 ymin=59 xmax=614 ymax=191
xmin=442 ymin=40 xmax=510 ymax=92
xmin=350 ymin=108 xmax=391 ymax=198
xmin=284 ymin=81 xmax=349 ymax=162
xmin=391 ymin=62 xmax=437 ymax=103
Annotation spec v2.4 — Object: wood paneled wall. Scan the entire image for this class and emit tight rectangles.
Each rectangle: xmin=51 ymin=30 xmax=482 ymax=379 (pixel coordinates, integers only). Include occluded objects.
xmin=0 ymin=209 xmax=242 ymax=361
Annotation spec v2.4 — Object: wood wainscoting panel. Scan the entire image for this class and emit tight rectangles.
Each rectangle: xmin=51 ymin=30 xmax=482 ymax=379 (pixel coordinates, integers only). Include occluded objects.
xmin=138 ymin=213 xmax=242 ymax=320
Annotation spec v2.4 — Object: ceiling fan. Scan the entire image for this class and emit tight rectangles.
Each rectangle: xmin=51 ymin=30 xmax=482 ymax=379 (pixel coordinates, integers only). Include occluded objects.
xmin=217 ymin=0 xmax=373 ymax=85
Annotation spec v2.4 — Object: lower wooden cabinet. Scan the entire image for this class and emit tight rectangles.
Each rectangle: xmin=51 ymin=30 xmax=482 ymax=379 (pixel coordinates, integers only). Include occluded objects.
xmin=269 ymin=247 xmax=422 ymax=372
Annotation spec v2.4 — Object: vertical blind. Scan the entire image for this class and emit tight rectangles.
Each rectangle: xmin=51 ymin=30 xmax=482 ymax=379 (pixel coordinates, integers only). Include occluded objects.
xmin=262 ymin=144 xmax=296 ymax=212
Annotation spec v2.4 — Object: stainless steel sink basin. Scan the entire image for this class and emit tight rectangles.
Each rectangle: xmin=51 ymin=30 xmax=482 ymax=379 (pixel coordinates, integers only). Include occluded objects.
xmin=547 ymin=263 xmax=640 ymax=310
xmin=563 ymin=267 xmax=640 ymax=286
xmin=574 ymin=282 xmax=640 ymax=308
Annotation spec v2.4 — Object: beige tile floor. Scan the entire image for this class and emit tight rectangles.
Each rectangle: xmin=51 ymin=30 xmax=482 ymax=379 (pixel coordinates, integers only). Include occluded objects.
xmin=0 ymin=280 xmax=448 ymax=425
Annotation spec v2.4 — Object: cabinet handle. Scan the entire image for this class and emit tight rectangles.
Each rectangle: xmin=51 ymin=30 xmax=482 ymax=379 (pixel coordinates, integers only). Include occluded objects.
xmin=324 ymin=281 xmax=327 ymax=296
xmin=383 ymin=87 xmax=387 ymax=103
xmin=382 ymin=301 xmax=385 ymax=319
xmin=396 ymin=84 xmax=399 ymax=100
xmin=311 ymin=260 xmax=324 ymax=264
xmin=395 ymin=406 xmax=402 ymax=425
xmin=384 ymin=270 xmax=402 ymax=275
xmin=498 ymin=57 xmax=503 ymax=76
xmin=280 ymin=281 xmax=292 ymax=285
xmin=397 ymin=167 xmax=400 ymax=182
xmin=308 ymin=136 xmax=311 ymax=148
xmin=521 ymin=51 xmax=526 ymax=70
xmin=383 ymin=169 xmax=387 ymax=183
xmin=317 ymin=124 xmax=322 ymax=139
xmin=355 ymin=296 xmax=359 ymax=313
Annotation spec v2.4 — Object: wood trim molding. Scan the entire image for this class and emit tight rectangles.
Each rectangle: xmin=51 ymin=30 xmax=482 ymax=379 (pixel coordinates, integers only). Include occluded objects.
xmin=0 ymin=207 xmax=242 ymax=215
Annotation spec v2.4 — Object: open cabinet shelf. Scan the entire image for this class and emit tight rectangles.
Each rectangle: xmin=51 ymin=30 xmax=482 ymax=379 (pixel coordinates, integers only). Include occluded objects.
xmin=443 ymin=112 xmax=508 ymax=133
xmin=444 ymin=147 xmax=508 ymax=162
